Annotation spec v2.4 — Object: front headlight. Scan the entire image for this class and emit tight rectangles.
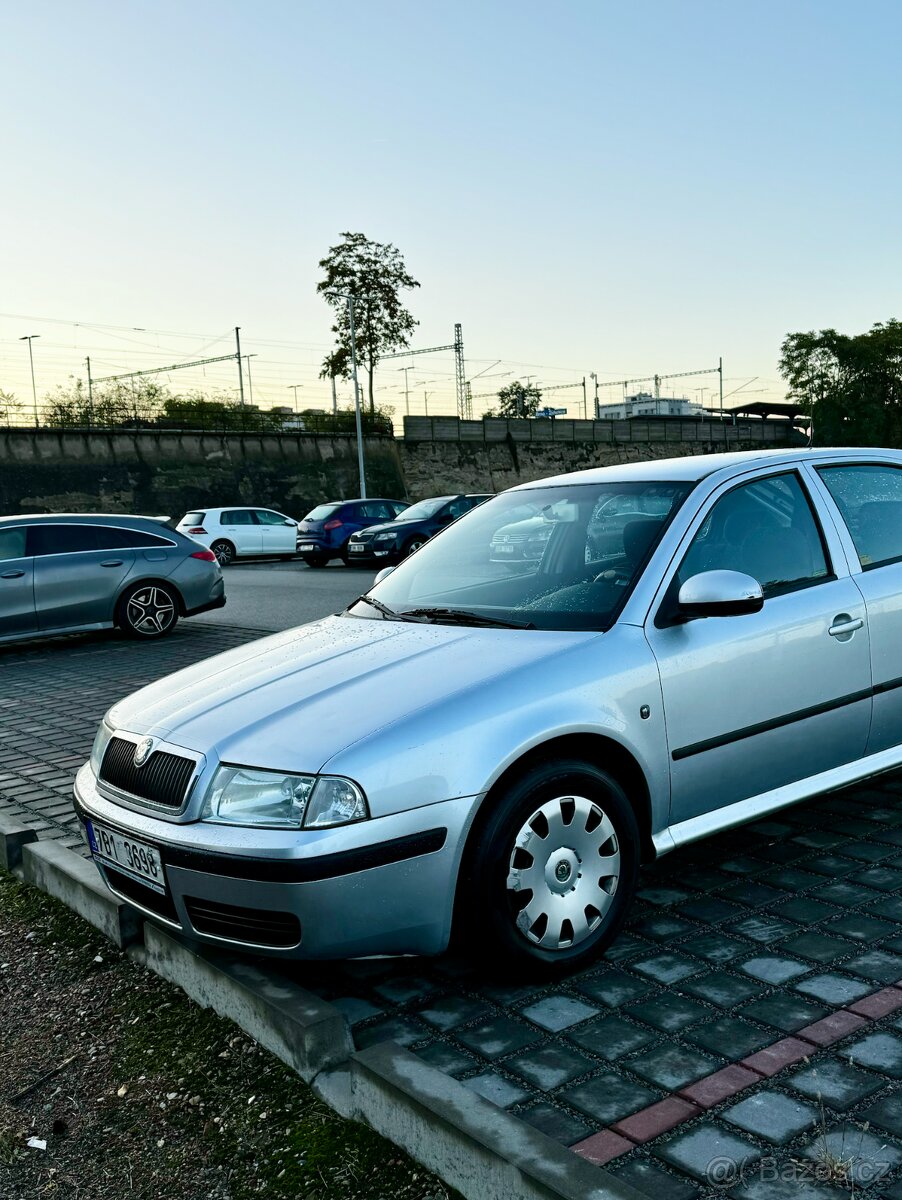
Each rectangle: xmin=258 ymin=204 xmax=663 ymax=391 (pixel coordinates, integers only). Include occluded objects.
xmin=200 ymin=767 xmax=368 ymax=830
xmin=374 ymin=532 xmax=396 ymax=543
xmin=90 ymin=721 xmax=114 ymax=775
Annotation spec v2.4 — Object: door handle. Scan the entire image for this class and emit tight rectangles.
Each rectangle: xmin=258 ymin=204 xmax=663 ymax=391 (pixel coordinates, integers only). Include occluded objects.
xmin=829 ymin=615 xmax=863 ymax=638
xmin=0 ymin=570 xmax=24 ymax=579
xmin=100 ymin=560 xmax=124 ymax=568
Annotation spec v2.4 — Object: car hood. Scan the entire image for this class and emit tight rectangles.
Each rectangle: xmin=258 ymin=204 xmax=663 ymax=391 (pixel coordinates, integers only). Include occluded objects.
xmin=107 ymin=615 xmax=589 ymax=774
xmin=352 ymin=520 xmax=409 ymax=538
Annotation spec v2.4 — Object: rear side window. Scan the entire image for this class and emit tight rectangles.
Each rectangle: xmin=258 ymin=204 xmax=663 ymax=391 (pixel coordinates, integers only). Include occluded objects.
xmin=0 ymin=528 xmax=26 ymax=561
xmin=95 ymin=526 xmax=173 ymax=550
xmin=305 ymin=504 xmax=339 ymax=521
xmin=221 ymin=510 xmax=257 ymax=525
xmin=818 ymin=464 xmax=902 ymax=571
xmin=28 ymin=525 xmax=99 ymax=556
xmin=182 ymin=511 xmax=205 ymax=525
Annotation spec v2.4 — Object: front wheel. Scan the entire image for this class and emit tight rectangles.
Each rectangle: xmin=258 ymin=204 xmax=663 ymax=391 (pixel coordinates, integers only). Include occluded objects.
xmin=117 ymin=582 xmax=180 ymax=640
xmin=403 ymin=536 xmax=427 ymax=559
xmin=461 ymin=760 xmax=639 ymax=973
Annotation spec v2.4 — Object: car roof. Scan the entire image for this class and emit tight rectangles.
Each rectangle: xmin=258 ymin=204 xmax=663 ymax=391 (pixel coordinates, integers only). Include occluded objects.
xmin=508 ymin=448 xmax=902 ymax=490
xmin=0 ymin=513 xmax=172 ymax=526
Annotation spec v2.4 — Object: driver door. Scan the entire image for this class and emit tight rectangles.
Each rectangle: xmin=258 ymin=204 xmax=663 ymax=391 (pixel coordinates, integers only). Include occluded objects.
xmin=644 ymin=470 xmax=871 ymax=826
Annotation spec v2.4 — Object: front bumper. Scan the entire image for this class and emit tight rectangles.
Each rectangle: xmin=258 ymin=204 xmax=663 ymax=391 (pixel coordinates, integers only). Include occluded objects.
xmin=73 ymin=763 xmax=473 ymax=959
xmin=345 ymin=542 xmax=400 ymax=565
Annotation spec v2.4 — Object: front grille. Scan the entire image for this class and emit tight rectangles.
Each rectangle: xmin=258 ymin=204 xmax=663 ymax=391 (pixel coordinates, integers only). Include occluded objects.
xmin=103 ymin=865 xmax=180 ymax=923
xmin=184 ymin=897 xmax=302 ymax=948
xmin=100 ymin=737 xmax=196 ymax=810
xmin=352 ymin=532 xmax=374 ymax=544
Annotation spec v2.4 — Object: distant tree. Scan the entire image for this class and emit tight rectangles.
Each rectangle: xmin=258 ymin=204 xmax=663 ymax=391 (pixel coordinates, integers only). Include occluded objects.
xmin=495 ymin=380 xmax=543 ymax=419
xmin=779 ymin=320 xmax=902 ymax=445
xmin=0 ymin=389 xmax=21 ymax=424
xmin=43 ymin=378 xmax=169 ymax=427
xmin=317 ymin=232 xmax=420 ymax=413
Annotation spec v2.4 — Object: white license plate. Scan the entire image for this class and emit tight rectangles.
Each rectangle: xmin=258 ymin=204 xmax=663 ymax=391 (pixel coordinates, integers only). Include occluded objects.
xmin=87 ymin=820 xmax=166 ymax=895
xmin=495 ymin=544 xmax=515 ymax=554
xmin=349 ymin=544 xmax=365 ymax=553
xmin=298 ymin=543 xmax=314 ymax=552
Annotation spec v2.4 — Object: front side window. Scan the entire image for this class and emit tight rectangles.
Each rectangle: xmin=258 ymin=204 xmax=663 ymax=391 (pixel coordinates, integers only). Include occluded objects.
xmin=678 ymin=472 xmax=830 ymax=596
xmin=353 ymin=481 xmax=691 ymax=632
xmin=254 ymin=509 xmax=290 ymax=525
xmin=28 ymin=525 xmax=99 ymax=556
xmin=818 ymin=464 xmax=902 ymax=571
xmin=0 ymin=528 xmax=26 ymax=561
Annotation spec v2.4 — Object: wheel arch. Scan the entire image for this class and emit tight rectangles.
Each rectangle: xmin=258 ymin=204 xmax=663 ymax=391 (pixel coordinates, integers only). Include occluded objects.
xmin=453 ymin=732 xmax=654 ymax=921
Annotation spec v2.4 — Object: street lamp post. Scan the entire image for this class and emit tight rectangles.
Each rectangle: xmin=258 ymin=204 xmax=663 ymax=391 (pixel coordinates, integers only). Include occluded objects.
xmin=20 ymin=335 xmax=40 ymax=427
xmin=325 ymin=292 xmax=366 ymax=499
xmin=288 ymin=384 xmax=303 ymax=412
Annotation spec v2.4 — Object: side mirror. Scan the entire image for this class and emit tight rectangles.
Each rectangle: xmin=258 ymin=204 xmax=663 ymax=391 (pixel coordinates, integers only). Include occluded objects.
xmin=373 ymin=566 xmax=396 ymax=585
xmin=678 ymin=570 xmax=764 ymax=619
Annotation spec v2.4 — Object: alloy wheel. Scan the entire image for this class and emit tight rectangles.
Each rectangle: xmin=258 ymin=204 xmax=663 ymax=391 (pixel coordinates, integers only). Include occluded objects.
xmin=126 ymin=586 xmax=177 ymax=636
xmin=506 ymin=794 xmax=620 ymax=951
xmin=212 ymin=541 xmax=234 ymax=566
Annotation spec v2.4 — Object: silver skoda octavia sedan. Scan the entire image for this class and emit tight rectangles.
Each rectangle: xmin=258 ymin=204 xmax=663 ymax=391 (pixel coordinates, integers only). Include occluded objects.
xmin=74 ymin=449 xmax=902 ymax=970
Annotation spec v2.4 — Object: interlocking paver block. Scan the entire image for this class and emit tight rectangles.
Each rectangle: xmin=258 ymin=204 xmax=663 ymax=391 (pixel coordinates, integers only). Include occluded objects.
xmin=847 ymin=984 xmax=902 ymax=1019
xmin=610 ymin=1157 xmax=699 ymax=1200
xmin=844 ymin=1030 xmax=902 ymax=1077
xmin=506 ymin=1043 xmax=593 ymax=1091
xmin=740 ymin=995 xmax=827 ymax=1034
xmin=572 ymin=1128 xmax=635 ymax=1166
xmin=632 ymin=952 xmax=702 ymax=985
xmin=518 ymin=1101 xmax=592 ymax=1147
xmin=464 ymin=1070 xmax=532 ymax=1108
xmin=677 ymin=1064 xmax=759 ymax=1109
xmin=613 ymin=1097 xmax=700 ymax=1142
xmin=741 ymin=1037 xmax=813 ymax=1078
xmin=723 ymin=1090 xmax=819 ymax=1144
xmin=573 ymin=967 xmax=652 ymax=1007
xmin=796 ymin=1009 xmax=868 ymax=1046
xmin=568 ymin=1014 xmax=654 ymax=1060
xmin=740 ymin=956 xmax=809 ymax=984
xmin=687 ymin=1016 xmax=770 ymax=1059
xmin=520 ymin=994 xmax=598 ymax=1032
xmin=787 ymin=1057 xmax=882 ymax=1109
xmin=455 ymin=1015 xmax=540 ymax=1060
xmin=801 ymin=1125 xmax=902 ymax=1183
xmin=630 ymin=1044 xmax=719 ymax=1091
xmin=860 ymin=1092 xmax=902 ymax=1138
xmin=561 ymin=1073 xmax=658 ymax=1125
xmin=654 ymin=1124 xmax=760 ymax=1183
xmin=794 ymin=972 xmax=873 ymax=1006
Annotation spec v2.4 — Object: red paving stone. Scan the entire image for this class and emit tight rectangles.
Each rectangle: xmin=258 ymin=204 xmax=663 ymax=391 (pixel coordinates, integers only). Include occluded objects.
xmin=741 ymin=1036 xmax=813 ymax=1077
xmin=847 ymin=986 xmax=902 ymax=1020
xmin=572 ymin=1129 xmax=636 ymax=1166
xmin=796 ymin=1009 xmax=869 ymax=1046
xmin=677 ymin=1063 xmax=760 ymax=1109
xmin=612 ymin=1097 xmax=701 ymax=1142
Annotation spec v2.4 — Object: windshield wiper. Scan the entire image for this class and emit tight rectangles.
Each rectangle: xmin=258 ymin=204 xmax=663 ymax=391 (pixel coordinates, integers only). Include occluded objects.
xmin=402 ymin=606 xmax=536 ymax=630
xmin=350 ymin=595 xmax=423 ymax=622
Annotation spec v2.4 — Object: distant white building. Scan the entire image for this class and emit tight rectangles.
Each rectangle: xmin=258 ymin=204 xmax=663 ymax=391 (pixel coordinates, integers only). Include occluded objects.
xmin=596 ymin=392 xmax=705 ymax=420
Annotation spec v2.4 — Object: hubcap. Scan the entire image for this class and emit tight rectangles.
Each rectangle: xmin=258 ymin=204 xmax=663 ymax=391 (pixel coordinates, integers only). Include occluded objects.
xmin=506 ymin=794 xmax=620 ymax=951
xmin=126 ymin=586 xmax=175 ymax=635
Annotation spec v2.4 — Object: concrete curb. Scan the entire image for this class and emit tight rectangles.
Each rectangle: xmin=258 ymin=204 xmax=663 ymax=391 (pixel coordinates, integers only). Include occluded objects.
xmin=136 ymin=922 xmax=352 ymax=1084
xmin=0 ymin=813 xmax=38 ymax=871
xmin=351 ymin=1041 xmax=647 ymax=1200
xmin=7 ymin=837 xmax=650 ymax=1200
xmin=20 ymin=839 xmax=140 ymax=948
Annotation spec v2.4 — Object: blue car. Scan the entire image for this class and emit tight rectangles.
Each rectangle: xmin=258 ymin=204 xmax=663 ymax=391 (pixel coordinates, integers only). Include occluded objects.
xmin=296 ymin=498 xmax=408 ymax=567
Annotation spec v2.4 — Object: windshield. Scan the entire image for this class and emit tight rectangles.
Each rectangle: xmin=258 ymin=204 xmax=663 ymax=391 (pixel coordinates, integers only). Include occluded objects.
xmin=395 ymin=496 xmax=454 ymax=521
xmin=349 ymin=481 xmax=692 ymax=631
xmin=304 ymin=503 xmax=340 ymax=521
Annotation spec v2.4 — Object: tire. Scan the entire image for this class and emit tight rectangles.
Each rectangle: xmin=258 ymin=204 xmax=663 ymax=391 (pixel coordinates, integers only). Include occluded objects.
xmin=460 ymin=759 xmax=639 ymax=974
xmin=117 ymin=581 xmax=180 ymax=640
xmin=210 ymin=539 xmax=235 ymax=567
xmin=403 ymin=536 xmax=427 ymax=559
xmin=279 ymin=554 xmax=294 ymax=562
xmin=302 ymin=554 xmax=329 ymax=568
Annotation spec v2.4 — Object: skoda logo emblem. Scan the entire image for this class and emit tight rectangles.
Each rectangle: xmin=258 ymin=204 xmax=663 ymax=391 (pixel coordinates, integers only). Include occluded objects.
xmin=133 ymin=737 xmax=155 ymax=768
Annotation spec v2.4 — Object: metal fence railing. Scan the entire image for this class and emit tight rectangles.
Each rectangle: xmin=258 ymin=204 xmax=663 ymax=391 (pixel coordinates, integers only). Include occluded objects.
xmin=0 ymin=405 xmax=395 ymax=437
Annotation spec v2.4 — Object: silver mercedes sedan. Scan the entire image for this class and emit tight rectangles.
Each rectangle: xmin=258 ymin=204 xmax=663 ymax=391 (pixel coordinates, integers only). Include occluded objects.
xmin=73 ymin=449 xmax=902 ymax=970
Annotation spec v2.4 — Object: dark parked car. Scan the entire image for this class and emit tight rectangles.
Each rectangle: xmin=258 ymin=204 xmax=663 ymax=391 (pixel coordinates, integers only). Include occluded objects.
xmin=346 ymin=494 xmax=493 ymax=565
xmin=296 ymin=498 xmax=408 ymax=567
xmin=0 ymin=514 xmax=225 ymax=646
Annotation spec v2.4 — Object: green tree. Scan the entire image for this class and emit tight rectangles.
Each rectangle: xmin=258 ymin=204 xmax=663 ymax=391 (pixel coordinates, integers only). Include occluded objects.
xmin=317 ymin=232 xmax=420 ymax=413
xmin=43 ymin=378 xmax=169 ymax=427
xmin=779 ymin=320 xmax=902 ymax=446
xmin=0 ymin=389 xmax=21 ymax=424
xmin=495 ymin=380 xmax=543 ymax=419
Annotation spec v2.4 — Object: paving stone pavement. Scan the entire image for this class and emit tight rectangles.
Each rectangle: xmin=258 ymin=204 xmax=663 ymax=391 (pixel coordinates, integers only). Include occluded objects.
xmin=5 ymin=623 xmax=902 ymax=1198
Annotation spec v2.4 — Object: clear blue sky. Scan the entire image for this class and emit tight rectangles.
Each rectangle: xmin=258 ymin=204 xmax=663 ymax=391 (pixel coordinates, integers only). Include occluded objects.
xmin=1 ymin=0 xmax=900 ymax=415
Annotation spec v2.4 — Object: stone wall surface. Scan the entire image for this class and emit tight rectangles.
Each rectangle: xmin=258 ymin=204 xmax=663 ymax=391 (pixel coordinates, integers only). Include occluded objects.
xmin=0 ymin=428 xmax=777 ymax=518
